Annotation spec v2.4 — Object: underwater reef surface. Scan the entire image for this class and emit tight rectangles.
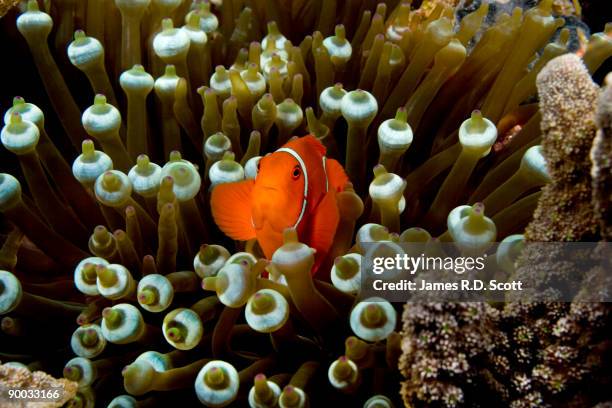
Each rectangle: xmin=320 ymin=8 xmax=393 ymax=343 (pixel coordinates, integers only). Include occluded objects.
xmin=0 ymin=0 xmax=609 ymax=407
xmin=0 ymin=361 xmax=78 ymax=407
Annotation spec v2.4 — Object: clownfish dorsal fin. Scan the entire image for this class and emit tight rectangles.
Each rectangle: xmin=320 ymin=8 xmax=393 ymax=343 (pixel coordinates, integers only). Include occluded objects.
xmin=290 ymin=134 xmax=327 ymax=157
xmin=210 ymin=180 xmax=257 ymax=241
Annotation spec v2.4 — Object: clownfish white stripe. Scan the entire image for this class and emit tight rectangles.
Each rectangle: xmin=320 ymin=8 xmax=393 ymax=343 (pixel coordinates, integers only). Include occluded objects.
xmin=322 ymin=156 xmax=328 ymax=192
xmin=275 ymin=146 xmax=330 ymax=229
xmin=276 ymin=147 xmax=308 ymax=229
xmin=276 ymin=147 xmax=309 ymax=197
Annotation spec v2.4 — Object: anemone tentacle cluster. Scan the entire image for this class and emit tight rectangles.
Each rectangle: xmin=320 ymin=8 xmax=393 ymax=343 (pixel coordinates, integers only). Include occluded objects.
xmin=0 ymin=0 xmax=610 ymax=407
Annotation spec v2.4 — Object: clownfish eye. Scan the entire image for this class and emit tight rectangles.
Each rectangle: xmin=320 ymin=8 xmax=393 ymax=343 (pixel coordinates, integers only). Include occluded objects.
xmin=291 ymin=165 xmax=301 ymax=180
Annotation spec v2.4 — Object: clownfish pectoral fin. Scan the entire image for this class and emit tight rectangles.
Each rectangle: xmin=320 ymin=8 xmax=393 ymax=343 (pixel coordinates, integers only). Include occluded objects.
xmin=308 ymin=190 xmax=340 ymax=270
xmin=325 ymin=158 xmax=349 ymax=192
xmin=211 ymin=180 xmax=257 ymax=241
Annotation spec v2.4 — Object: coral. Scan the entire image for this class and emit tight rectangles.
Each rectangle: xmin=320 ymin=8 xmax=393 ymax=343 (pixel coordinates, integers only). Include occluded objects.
xmin=0 ymin=0 xmax=19 ymax=18
xmin=525 ymin=54 xmax=600 ymax=241
xmin=0 ymin=362 xmax=78 ymax=407
xmin=490 ymin=297 xmax=612 ymax=407
xmin=510 ymin=55 xmax=607 ymax=300
xmin=400 ymin=291 xmax=612 ymax=407
xmin=399 ymin=303 xmax=497 ymax=407
xmin=591 ymin=75 xmax=612 ymax=240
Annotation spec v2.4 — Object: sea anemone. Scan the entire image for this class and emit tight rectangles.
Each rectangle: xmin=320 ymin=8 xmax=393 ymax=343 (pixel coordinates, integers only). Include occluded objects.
xmin=0 ymin=0 xmax=610 ymax=407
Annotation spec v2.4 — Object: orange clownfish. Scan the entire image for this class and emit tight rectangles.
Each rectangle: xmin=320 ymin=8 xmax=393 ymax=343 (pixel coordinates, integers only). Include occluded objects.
xmin=211 ymin=135 xmax=349 ymax=274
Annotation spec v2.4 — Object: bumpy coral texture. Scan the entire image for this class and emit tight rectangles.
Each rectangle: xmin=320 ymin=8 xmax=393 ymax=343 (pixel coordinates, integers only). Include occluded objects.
xmin=0 ymin=0 xmax=19 ymax=18
xmin=493 ymin=300 xmax=611 ymax=408
xmin=399 ymin=303 xmax=497 ymax=407
xmin=400 ymin=300 xmax=611 ymax=407
xmin=511 ymin=55 xmax=609 ymax=301
xmin=0 ymin=363 xmax=78 ymax=407
xmin=591 ymin=77 xmax=612 ymax=241
xmin=525 ymin=54 xmax=600 ymax=241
